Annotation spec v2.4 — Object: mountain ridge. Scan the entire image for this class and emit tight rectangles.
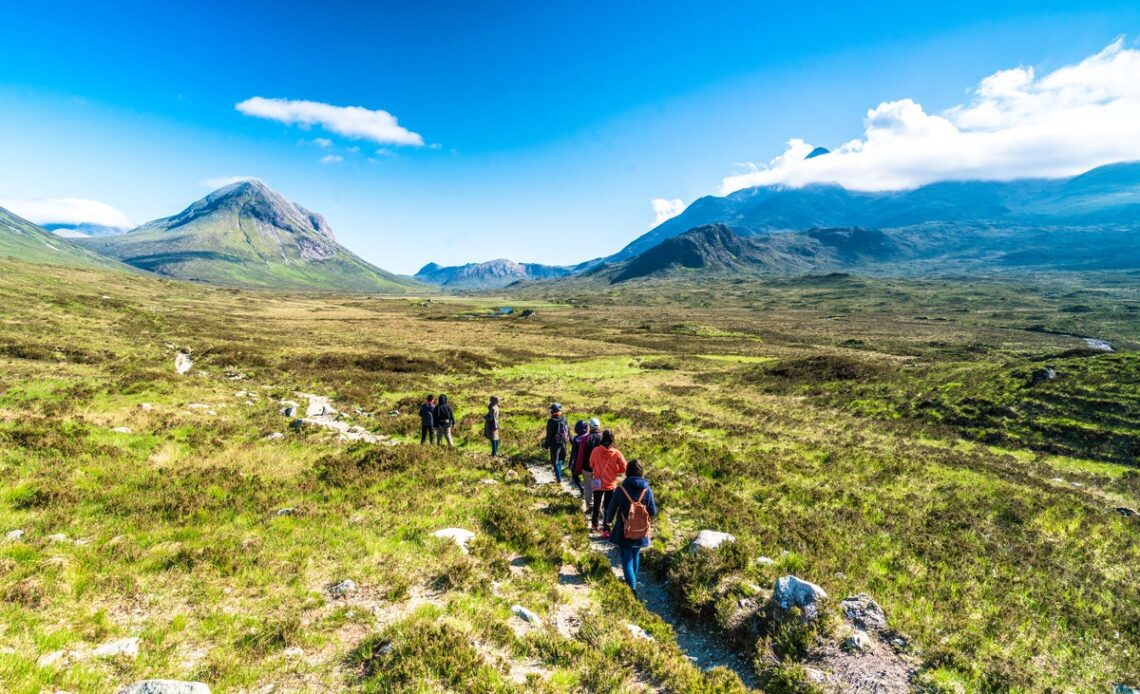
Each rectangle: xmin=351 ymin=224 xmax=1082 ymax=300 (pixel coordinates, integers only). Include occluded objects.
xmin=414 ymin=258 xmax=571 ymax=289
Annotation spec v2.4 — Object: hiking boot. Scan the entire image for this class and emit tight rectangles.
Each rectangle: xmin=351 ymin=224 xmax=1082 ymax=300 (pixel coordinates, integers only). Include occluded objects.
xmin=590 ymin=524 xmax=599 ymax=533
xmin=601 ymin=530 xmax=610 ymax=539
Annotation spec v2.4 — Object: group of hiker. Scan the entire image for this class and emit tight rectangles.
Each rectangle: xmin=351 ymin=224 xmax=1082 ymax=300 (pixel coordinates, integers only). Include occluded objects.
xmin=416 ymin=394 xmax=657 ymax=594
xmin=542 ymin=402 xmax=658 ymax=596
xmin=417 ymin=394 xmax=456 ymax=447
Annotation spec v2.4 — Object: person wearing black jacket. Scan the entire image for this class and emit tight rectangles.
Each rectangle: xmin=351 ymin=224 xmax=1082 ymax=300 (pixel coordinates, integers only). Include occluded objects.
xmin=418 ymin=394 xmax=436 ymax=445
xmin=434 ymin=394 xmax=455 ymax=447
xmin=542 ymin=403 xmax=570 ymax=483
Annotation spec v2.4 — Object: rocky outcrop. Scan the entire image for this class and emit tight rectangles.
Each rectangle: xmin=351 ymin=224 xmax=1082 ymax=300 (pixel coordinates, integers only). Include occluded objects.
xmin=118 ymin=681 xmax=211 ymax=694
xmin=689 ymin=529 xmax=736 ymax=552
xmin=771 ymin=575 xmax=828 ymax=621
xmin=432 ymin=528 xmax=476 ymax=553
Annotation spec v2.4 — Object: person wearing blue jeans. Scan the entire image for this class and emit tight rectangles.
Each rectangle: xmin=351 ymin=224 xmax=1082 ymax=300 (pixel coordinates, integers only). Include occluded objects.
xmin=543 ymin=403 xmax=570 ymax=483
xmin=604 ymin=459 xmax=658 ymax=596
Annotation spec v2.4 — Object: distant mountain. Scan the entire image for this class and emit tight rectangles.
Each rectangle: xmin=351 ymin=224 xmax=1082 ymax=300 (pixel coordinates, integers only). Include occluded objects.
xmin=415 ymin=258 xmax=571 ymax=289
xmin=610 ymin=162 xmax=1140 ymax=262
xmin=45 ymin=223 xmax=128 ymax=238
xmin=605 ymin=224 xmax=908 ymax=283
xmin=78 ymin=181 xmax=418 ymax=293
xmin=0 ymin=205 xmax=125 ymax=269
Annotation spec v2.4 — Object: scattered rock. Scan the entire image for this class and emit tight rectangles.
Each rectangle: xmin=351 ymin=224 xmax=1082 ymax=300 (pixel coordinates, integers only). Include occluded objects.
xmin=174 ymin=352 xmax=193 ymax=375
xmin=625 ymin=623 xmax=654 ymax=641
xmin=1085 ymin=338 xmax=1114 ymax=352
xmin=511 ymin=604 xmax=541 ymax=625
xmin=118 ymin=681 xmax=211 ymax=694
xmin=300 ymin=393 xmax=337 ymax=418
xmin=1113 ymin=507 xmax=1138 ymax=518
xmin=841 ymin=630 xmax=872 ymax=653
xmin=771 ymin=575 xmax=828 ymax=621
xmin=329 ymin=579 xmax=357 ymax=598
xmin=1028 ymin=366 xmax=1056 ymax=385
xmin=282 ymin=646 xmax=304 ymax=659
xmin=756 ymin=555 xmax=775 ymax=566
xmin=6 ymin=529 xmax=24 ymax=541
xmin=689 ymin=530 xmax=736 ymax=552
xmin=48 ymin=533 xmax=70 ymax=543
xmin=841 ymin=593 xmax=887 ymax=632
xmin=432 ymin=528 xmax=476 ymax=553
xmin=279 ymin=400 xmax=299 ymax=417
xmin=275 ymin=507 xmax=295 ymax=516
xmin=1050 ymin=477 xmax=1066 ymax=483
xmin=138 ymin=403 xmax=153 ymax=411
xmin=187 ymin=403 xmax=210 ymax=410
xmin=265 ymin=432 xmax=285 ymax=441
xmin=112 ymin=426 xmax=132 ymax=434
xmin=94 ymin=636 xmax=140 ymax=659
xmin=388 ymin=410 xmax=400 ymax=417
xmin=480 ymin=478 xmax=499 ymax=485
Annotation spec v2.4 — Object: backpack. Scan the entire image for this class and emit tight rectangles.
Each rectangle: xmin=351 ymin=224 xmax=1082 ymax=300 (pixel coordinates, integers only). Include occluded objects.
xmin=620 ymin=487 xmax=651 ymax=540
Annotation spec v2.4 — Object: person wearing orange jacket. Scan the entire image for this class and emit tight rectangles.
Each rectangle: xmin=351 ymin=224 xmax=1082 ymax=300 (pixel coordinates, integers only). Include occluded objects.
xmin=588 ymin=429 xmax=627 ymax=537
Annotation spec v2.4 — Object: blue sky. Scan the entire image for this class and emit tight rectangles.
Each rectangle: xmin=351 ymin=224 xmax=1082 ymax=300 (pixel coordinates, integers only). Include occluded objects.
xmin=2 ymin=1 xmax=1138 ymax=273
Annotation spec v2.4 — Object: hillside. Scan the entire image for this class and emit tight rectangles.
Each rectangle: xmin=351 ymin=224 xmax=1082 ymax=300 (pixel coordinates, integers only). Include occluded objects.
xmin=79 ymin=181 xmax=419 ymax=293
xmin=0 ymin=205 xmax=127 ymax=269
xmin=612 ymin=162 xmax=1140 ymax=263
xmin=415 ymin=259 xmax=571 ymax=290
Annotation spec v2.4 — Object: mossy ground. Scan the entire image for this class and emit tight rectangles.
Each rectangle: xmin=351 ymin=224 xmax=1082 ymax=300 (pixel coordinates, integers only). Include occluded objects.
xmin=0 ymin=259 xmax=1137 ymax=692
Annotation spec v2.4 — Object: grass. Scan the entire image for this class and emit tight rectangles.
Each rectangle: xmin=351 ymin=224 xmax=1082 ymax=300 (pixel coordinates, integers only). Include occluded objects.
xmin=0 ymin=258 xmax=1137 ymax=692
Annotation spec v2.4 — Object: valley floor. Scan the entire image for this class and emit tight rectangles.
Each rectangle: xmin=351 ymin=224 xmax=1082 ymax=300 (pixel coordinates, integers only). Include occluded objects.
xmin=0 ymin=260 xmax=1137 ymax=693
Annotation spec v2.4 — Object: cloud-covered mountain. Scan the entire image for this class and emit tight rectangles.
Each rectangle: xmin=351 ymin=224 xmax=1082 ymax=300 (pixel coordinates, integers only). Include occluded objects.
xmin=45 ymin=223 xmax=127 ymax=238
xmin=611 ymin=162 xmax=1140 ymax=263
xmin=415 ymin=259 xmax=571 ymax=290
xmin=77 ymin=181 xmax=418 ymax=293
xmin=0 ymin=205 xmax=125 ymax=269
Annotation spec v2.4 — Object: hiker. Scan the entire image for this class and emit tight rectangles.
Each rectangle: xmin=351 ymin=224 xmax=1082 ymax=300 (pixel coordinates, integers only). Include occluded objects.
xmin=605 ymin=458 xmax=657 ymax=596
xmin=418 ymin=394 xmax=436 ymax=445
xmin=542 ymin=403 xmax=570 ymax=483
xmin=589 ymin=429 xmax=627 ymax=536
xmin=576 ymin=418 xmax=602 ymax=514
xmin=434 ymin=394 xmax=454 ymax=447
xmin=568 ymin=420 xmax=588 ymax=495
xmin=484 ymin=396 xmax=500 ymax=457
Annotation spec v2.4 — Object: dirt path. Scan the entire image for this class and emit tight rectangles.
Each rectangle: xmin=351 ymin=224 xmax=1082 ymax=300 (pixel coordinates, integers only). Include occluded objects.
xmin=525 ymin=460 xmax=760 ymax=689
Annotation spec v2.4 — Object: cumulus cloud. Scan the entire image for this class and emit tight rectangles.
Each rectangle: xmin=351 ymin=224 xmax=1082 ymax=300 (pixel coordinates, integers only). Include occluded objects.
xmin=236 ymin=97 xmax=425 ymax=146
xmin=311 ymin=137 xmax=333 ymax=148
xmin=0 ymin=197 xmax=132 ymax=228
xmin=720 ymin=39 xmax=1140 ymax=194
xmin=320 ymin=154 xmax=344 ymax=165
xmin=652 ymin=198 xmax=685 ymax=224
xmin=200 ymin=175 xmax=260 ymax=189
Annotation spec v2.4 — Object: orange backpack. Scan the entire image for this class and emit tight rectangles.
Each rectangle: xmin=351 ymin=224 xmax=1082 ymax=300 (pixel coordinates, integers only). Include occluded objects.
xmin=620 ymin=487 xmax=651 ymax=540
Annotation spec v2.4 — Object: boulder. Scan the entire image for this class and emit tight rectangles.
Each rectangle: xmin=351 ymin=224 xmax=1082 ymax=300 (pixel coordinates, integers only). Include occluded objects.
xmin=1114 ymin=686 xmax=1138 ymax=694
xmin=511 ymin=604 xmax=541 ymax=625
xmin=279 ymin=401 xmax=299 ymax=417
xmin=771 ymin=575 xmax=828 ymax=621
xmin=1028 ymin=366 xmax=1056 ymax=385
xmin=265 ymin=432 xmax=285 ymax=441
xmin=94 ymin=637 xmax=140 ymax=659
xmin=432 ymin=528 xmax=476 ymax=553
xmin=138 ymin=403 xmax=153 ymax=411
xmin=625 ymin=623 xmax=654 ymax=641
xmin=118 ymin=681 xmax=211 ymax=694
xmin=112 ymin=427 xmax=132 ymax=434
xmin=689 ymin=530 xmax=736 ymax=552
xmin=840 ymin=593 xmax=887 ymax=633
xmin=1113 ymin=507 xmax=1138 ymax=518
xmin=756 ymin=555 xmax=775 ymax=566
xmin=329 ymin=579 xmax=357 ymax=598
xmin=275 ymin=507 xmax=295 ymax=516
xmin=5 ymin=529 xmax=24 ymax=541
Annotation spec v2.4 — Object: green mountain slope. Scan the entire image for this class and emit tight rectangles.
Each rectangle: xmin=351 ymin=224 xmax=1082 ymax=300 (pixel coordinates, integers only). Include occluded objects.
xmin=0 ymin=205 xmax=125 ymax=269
xmin=80 ymin=181 xmax=420 ymax=293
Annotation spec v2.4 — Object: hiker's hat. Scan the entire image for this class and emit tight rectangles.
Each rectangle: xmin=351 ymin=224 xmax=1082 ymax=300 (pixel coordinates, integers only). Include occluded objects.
xmin=588 ymin=417 xmax=600 ymax=428
xmin=550 ymin=402 xmax=563 ymax=412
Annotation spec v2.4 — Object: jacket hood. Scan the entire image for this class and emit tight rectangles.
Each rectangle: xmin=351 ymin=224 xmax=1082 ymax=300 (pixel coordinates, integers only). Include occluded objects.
xmin=623 ymin=475 xmax=649 ymax=491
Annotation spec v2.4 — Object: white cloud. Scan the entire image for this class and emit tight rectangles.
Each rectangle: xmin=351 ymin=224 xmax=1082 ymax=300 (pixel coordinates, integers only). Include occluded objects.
xmin=312 ymin=137 xmax=333 ymax=148
xmin=236 ymin=97 xmax=425 ymax=146
xmin=200 ymin=175 xmax=260 ymax=189
xmin=720 ymin=39 xmax=1140 ymax=194
xmin=651 ymin=198 xmax=685 ymax=224
xmin=320 ymin=154 xmax=344 ymax=165
xmin=0 ymin=197 xmax=132 ymax=228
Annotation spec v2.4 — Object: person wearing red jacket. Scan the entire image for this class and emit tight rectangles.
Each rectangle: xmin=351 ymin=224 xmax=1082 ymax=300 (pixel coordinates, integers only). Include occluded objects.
xmin=588 ymin=429 xmax=627 ymax=537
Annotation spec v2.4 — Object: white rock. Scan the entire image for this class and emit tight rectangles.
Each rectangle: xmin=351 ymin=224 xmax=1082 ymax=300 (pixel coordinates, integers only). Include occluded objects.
xmin=300 ymin=393 xmax=337 ymax=418
xmin=187 ymin=403 xmax=210 ymax=410
xmin=840 ymin=593 xmax=887 ymax=632
xmin=174 ymin=352 xmax=193 ymax=375
xmin=265 ymin=432 xmax=285 ymax=441
xmin=48 ymin=533 xmax=70 ymax=543
xmin=329 ymin=579 xmax=356 ymax=597
xmin=275 ymin=507 xmax=295 ymax=516
xmin=6 ymin=529 xmax=24 ymax=541
xmin=94 ymin=636 xmax=140 ymax=659
xmin=841 ymin=629 xmax=872 ymax=653
xmin=432 ymin=528 xmax=476 ymax=553
xmin=772 ymin=575 xmax=828 ymax=621
xmin=282 ymin=646 xmax=304 ymax=659
xmin=689 ymin=530 xmax=735 ymax=552
xmin=112 ymin=427 xmax=132 ymax=434
xmin=138 ymin=403 xmax=153 ymax=411
xmin=511 ymin=604 xmax=541 ymax=624
xmin=625 ymin=623 xmax=654 ymax=641
xmin=37 ymin=649 xmax=66 ymax=667
xmin=756 ymin=555 xmax=775 ymax=566
xmin=118 ymin=681 xmax=211 ymax=694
